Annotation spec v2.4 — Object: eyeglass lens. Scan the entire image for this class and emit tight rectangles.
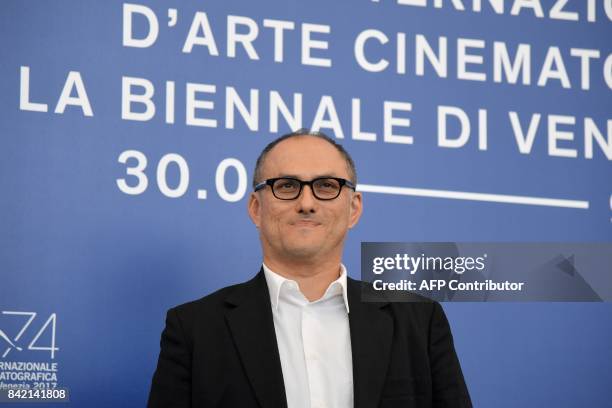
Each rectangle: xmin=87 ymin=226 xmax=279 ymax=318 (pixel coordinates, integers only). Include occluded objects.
xmin=272 ymin=178 xmax=341 ymax=199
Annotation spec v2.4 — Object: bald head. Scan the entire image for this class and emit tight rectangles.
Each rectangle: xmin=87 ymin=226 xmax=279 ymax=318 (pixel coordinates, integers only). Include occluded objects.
xmin=252 ymin=129 xmax=357 ymax=188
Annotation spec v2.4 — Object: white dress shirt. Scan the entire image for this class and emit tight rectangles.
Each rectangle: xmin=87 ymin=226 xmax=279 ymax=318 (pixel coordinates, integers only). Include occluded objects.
xmin=263 ymin=263 xmax=354 ymax=408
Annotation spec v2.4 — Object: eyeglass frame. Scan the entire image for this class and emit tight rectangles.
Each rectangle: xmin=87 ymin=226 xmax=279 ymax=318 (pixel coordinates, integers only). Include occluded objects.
xmin=253 ymin=177 xmax=356 ymax=200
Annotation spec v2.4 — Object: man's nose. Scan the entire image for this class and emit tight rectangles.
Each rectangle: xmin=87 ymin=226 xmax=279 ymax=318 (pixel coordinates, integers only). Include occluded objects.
xmin=297 ymin=184 xmax=317 ymax=213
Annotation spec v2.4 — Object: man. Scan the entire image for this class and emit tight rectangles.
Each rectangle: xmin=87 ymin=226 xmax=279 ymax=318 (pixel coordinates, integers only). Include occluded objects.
xmin=148 ymin=129 xmax=472 ymax=408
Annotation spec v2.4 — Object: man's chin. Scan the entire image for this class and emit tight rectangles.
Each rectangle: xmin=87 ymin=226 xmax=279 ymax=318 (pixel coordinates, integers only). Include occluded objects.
xmin=282 ymin=244 xmax=323 ymax=260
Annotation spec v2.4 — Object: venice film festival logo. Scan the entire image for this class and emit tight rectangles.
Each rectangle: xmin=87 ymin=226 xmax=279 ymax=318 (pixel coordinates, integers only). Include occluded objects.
xmin=0 ymin=311 xmax=59 ymax=359
xmin=1 ymin=311 xmax=60 ymax=389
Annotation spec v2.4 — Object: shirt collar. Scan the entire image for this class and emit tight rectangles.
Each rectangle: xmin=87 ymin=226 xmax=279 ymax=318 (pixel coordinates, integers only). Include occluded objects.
xmin=263 ymin=263 xmax=350 ymax=314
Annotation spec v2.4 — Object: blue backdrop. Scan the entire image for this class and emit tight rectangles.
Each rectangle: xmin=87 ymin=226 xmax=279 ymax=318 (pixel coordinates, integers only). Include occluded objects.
xmin=1 ymin=0 xmax=611 ymax=406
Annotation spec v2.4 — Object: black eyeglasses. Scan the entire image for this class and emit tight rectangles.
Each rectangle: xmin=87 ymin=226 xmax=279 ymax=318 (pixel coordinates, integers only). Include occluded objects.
xmin=254 ymin=177 xmax=356 ymax=200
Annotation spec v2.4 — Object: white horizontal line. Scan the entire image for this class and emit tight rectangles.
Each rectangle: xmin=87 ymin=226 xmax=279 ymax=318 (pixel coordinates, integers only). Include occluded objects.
xmin=357 ymin=184 xmax=589 ymax=209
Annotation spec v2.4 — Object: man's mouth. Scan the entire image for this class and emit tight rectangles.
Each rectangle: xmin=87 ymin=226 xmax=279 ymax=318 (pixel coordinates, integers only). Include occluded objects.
xmin=292 ymin=219 xmax=320 ymax=227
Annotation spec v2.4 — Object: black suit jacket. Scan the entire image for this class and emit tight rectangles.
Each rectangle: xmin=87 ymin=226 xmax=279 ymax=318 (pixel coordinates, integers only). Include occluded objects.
xmin=148 ymin=270 xmax=472 ymax=408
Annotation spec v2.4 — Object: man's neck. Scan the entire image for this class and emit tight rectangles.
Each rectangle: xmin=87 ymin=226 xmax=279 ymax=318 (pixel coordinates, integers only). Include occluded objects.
xmin=263 ymin=256 xmax=342 ymax=302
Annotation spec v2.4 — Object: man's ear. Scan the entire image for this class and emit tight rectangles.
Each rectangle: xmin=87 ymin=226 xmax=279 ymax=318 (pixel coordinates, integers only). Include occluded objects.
xmin=248 ymin=192 xmax=261 ymax=228
xmin=348 ymin=191 xmax=363 ymax=229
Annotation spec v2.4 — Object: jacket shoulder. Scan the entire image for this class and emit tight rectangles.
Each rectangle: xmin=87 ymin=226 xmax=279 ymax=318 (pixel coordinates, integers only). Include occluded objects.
xmin=348 ymin=277 xmax=439 ymax=326
xmin=169 ymin=280 xmax=245 ymax=319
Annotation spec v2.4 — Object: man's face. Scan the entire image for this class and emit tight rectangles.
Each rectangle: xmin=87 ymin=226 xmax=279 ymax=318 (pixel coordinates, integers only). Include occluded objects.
xmin=248 ymin=136 xmax=362 ymax=264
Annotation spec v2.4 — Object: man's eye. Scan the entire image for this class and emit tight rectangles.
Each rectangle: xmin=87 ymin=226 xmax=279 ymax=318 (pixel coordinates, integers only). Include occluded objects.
xmin=280 ymin=182 xmax=296 ymax=189
xmin=318 ymin=181 xmax=336 ymax=189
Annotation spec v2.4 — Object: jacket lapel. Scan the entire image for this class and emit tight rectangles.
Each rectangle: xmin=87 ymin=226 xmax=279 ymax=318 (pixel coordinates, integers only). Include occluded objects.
xmin=225 ymin=270 xmax=288 ymax=408
xmin=348 ymin=277 xmax=394 ymax=408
